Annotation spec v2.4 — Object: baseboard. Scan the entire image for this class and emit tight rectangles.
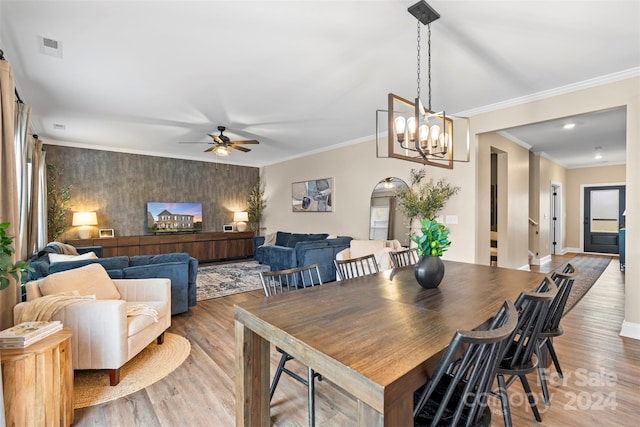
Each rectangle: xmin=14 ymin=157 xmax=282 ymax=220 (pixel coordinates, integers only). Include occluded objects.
xmin=517 ymin=264 xmax=531 ymax=271
xmin=620 ymin=321 xmax=640 ymax=340
xmin=538 ymin=255 xmax=552 ymax=265
xmin=564 ymin=247 xmax=581 ymax=254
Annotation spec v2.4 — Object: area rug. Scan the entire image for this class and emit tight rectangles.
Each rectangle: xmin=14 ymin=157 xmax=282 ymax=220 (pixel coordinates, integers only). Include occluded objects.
xmin=73 ymin=333 xmax=190 ymax=409
xmin=554 ymin=254 xmax=612 ymax=314
xmin=196 ymin=260 xmax=270 ymax=301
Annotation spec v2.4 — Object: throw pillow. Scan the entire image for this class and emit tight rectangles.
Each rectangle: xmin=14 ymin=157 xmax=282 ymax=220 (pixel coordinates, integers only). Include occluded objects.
xmin=48 ymin=251 xmax=98 ymax=264
xmin=307 ymin=233 xmax=329 ymax=241
xmin=286 ymin=233 xmax=309 ymax=248
xmin=275 ymin=231 xmax=292 ymax=247
xmin=39 ymin=263 xmax=121 ymax=300
xmin=263 ymin=233 xmax=277 ymax=247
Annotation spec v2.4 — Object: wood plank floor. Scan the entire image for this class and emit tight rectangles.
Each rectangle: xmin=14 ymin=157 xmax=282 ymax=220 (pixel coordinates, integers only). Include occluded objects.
xmin=73 ymin=255 xmax=639 ymax=426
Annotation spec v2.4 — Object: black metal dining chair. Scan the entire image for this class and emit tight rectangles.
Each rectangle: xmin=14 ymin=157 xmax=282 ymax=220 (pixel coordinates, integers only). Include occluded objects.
xmin=414 ymin=300 xmax=519 ymax=427
xmin=535 ymin=263 xmax=578 ymax=405
xmin=389 ymin=248 xmax=419 ymax=269
xmin=259 ymin=263 xmax=323 ymax=427
xmin=334 ymin=253 xmax=379 ymax=280
xmin=494 ymin=277 xmax=558 ymax=427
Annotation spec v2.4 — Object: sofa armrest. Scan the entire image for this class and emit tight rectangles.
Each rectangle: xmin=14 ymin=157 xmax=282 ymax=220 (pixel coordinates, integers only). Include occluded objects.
xmin=187 ymin=257 xmax=198 ymax=307
xmin=122 ymin=262 xmax=188 ymax=315
xmin=114 ymin=278 xmax=171 ymax=303
xmin=265 ymin=245 xmax=297 ymax=271
xmin=14 ymin=298 xmax=129 ymax=370
xmin=253 ymin=236 xmax=266 ymax=254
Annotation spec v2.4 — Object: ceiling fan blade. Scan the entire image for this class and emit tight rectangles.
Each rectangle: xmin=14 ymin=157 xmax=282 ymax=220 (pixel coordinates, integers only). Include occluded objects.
xmin=231 ymin=145 xmax=251 ymax=152
xmin=204 ymin=146 xmax=216 ymax=152
xmin=208 ymin=134 xmax=224 ymax=144
xmin=232 ymin=140 xmax=259 ymax=144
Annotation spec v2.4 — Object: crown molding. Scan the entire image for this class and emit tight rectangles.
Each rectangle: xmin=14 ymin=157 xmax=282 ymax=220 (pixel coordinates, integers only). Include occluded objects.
xmin=455 ymin=67 xmax=640 ymax=117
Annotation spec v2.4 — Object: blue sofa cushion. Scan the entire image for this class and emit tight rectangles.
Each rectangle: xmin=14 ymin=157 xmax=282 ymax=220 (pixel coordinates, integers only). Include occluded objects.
xmin=129 ymin=252 xmax=190 ymax=266
xmin=285 ymin=233 xmax=309 ymax=248
xmin=308 ymin=233 xmax=329 ymax=241
xmin=275 ymin=232 xmax=292 ymax=247
xmin=48 ymin=256 xmax=130 ymax=275
xmin=123 ymin=261 xmax=189 ymax=315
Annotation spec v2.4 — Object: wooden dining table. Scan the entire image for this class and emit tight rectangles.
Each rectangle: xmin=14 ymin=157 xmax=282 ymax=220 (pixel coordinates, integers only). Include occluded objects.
xmin=234 ymin=260 xmax=545 ymax=426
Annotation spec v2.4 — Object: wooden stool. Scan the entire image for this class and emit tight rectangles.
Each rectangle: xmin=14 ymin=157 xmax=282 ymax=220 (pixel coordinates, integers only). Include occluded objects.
xmin=1 ymin=329 xmax=73 ymax=426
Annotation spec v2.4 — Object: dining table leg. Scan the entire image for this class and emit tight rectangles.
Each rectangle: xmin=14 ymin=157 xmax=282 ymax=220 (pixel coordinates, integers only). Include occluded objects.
xmin=235 ymin=320 xmax=270 ymax=427
xmin=357 ymin=390 xmax=414 ymax=426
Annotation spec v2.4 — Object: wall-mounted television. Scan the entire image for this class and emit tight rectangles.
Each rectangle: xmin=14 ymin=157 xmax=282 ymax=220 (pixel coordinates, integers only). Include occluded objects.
xmin=146 ymin=202 xmax=203 ymax=234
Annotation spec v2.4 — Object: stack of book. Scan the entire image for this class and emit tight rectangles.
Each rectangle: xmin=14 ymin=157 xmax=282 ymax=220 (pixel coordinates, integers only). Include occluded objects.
xmin=0 ymin=321 xmax=63 ymax=349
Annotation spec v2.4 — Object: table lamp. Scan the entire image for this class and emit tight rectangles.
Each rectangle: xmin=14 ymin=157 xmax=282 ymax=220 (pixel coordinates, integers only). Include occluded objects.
xmin=234 ymin=211 xmax=249 ymax=232
xmin=72 ymin=212 xmax=98 ymax=239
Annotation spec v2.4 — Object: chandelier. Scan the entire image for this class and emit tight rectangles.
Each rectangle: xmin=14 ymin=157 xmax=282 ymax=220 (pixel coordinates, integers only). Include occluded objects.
xmin=379 ymin=0 xmax=469 ymax=169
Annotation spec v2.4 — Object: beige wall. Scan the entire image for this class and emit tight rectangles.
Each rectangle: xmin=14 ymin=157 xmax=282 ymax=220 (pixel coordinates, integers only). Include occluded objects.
xmin=539 ymin=155 xmax=568 ymax=257
xmin=565 ymin=165 xmax=626 ymax=250
xmin=261 ymin=125 xmax=477 ymax=263
xmin=477 ymin=133 xmax=531 ymax=269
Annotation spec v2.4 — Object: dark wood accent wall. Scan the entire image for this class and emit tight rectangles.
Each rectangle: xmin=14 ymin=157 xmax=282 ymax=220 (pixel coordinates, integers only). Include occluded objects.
xmin=44 ymin=145 xmax=259 ymax=240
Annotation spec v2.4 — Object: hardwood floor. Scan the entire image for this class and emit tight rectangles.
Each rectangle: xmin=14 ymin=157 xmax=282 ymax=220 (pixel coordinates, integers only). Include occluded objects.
xmin=73 ymin=255 xmax=639 ymax=426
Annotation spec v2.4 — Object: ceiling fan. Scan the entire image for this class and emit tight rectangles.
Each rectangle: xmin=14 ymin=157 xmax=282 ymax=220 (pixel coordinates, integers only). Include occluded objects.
xmin=182 ymin=126 xmax=259 ymax=156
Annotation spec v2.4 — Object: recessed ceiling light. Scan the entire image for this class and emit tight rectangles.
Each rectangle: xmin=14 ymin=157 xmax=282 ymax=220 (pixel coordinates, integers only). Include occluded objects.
xmin=563 ymin=123 xmax=576 ymax=130
xmin=594 ymin=146 xmax=603 ymax=159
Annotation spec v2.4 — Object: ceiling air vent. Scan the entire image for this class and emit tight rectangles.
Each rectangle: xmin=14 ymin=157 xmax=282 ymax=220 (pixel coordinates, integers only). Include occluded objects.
xmin=38 ymin=35 xmax=63 ymax=58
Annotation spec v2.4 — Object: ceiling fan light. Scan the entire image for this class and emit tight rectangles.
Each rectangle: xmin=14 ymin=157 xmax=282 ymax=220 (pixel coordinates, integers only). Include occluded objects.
xmin=213 ymin=145 xmax=230 ymax=156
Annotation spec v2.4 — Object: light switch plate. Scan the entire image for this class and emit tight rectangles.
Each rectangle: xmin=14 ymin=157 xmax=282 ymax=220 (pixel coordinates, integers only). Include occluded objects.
xmin=446 ymin=215 xmax=458 ymax=224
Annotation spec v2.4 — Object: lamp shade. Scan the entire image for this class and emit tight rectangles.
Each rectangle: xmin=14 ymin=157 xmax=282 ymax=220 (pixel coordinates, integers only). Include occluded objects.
xmin=233 ymin=211 xmax=249 ymax=222
xmin=72 ymin=212 xmax=98 ymax=226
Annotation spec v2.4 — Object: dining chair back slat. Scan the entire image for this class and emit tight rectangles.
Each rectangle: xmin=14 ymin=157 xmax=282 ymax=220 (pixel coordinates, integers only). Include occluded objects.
xmin=414 ymin=300 xmax=518 ymax=427
xmin=260 ymin=263 xmax=322 ymax=297
xmin=495 ymin=277 xmax=558 ymax=427
xmin=334 ymin=254 xmax=379 ymax=280
xmin=389 ymin=248 xmax=419 ymax=269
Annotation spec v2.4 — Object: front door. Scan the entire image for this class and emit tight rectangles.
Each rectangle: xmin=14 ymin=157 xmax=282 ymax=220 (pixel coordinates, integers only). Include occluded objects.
xmin=584 ymin=185 xmax=625 ymax=253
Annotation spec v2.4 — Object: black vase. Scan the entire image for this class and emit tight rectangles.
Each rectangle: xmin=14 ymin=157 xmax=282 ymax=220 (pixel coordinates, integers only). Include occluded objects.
xmin=414 ymin=256 xmax=445 ymax=289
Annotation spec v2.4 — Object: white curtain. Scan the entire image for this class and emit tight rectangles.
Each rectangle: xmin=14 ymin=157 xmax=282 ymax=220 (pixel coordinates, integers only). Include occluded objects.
xmin=14 ymin=101 xmax=31 ymax=260
xmin=34 ymin=140 xmax=47 ymax=250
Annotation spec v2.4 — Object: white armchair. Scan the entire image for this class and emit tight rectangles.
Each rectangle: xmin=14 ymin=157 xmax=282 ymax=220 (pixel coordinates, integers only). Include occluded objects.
xmin=335 ymin=239 xmax=402 ymax=273
xmin=14 ymin=264 xmax=171 ymax=385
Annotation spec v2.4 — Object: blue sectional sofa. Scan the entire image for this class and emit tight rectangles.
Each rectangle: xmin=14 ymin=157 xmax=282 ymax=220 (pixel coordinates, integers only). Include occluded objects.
xmin=27 ymin=246 xmax=198 ymax=315
xmin=253 ymin=232 xmax=352 ymax=282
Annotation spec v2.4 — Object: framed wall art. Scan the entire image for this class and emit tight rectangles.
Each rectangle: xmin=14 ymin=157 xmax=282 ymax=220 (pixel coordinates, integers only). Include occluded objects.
xmin=99 ymin=228 xmax=115 ymax=238
xmin=292 ymin=178 xmax=333 ymax=212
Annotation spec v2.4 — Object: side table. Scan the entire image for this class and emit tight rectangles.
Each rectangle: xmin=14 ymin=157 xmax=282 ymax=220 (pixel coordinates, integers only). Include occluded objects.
xmin=1 ymin=328 xmax=74 ymax=426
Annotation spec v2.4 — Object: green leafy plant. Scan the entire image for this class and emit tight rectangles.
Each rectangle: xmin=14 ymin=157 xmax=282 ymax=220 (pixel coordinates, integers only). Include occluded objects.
xmin=396 ymin=168 xmax=460 ymax=223
xmin=47 ymin=163 xmax=72 ymax=241
xmin=411 ymin=218 xmax=451 ymax=257
xmin=0 ymin=222 xmax=33 ymax=290
xmin=246 ymin=178 xmax=266 ymax=232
